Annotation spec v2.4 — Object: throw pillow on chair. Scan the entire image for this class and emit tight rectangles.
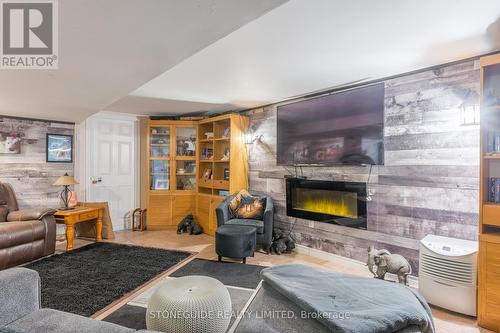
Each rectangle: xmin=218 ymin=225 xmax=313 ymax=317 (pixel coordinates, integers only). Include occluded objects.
xmin=229 ymin=190 xmax=266 ymax=220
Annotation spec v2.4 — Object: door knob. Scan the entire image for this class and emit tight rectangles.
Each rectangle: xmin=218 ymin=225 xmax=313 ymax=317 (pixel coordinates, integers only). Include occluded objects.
xmin=91 ymin=177 xmax=102 ymax=184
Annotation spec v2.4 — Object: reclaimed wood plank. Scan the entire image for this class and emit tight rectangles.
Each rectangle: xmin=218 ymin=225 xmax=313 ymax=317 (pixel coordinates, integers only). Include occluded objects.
xmin=242 ymin=59 xmax=480 ymax=270
xmin=384 ymin=130 xmax=479 ymax=151
xmin=0 ymin=117 xmax=74 ymax=208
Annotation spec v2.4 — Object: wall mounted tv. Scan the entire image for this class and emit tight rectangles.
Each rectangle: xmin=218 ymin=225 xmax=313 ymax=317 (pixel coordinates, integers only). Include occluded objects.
xmin=277 ymin=83 xmax=385 ymax=166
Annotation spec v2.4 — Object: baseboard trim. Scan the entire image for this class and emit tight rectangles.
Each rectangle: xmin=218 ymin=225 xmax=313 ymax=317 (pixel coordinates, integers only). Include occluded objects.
xmin=295 ymin=244 xmax=419 ymax=289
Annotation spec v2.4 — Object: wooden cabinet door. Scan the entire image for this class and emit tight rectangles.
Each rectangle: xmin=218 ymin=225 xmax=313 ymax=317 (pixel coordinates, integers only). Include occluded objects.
xmin=147 ymin=194 xmax=172 ymax=228
xmin=196 ymin=194 xmax=211 ymax=234
xmin=172 ymin=195 xmax=195 ymax=226
xmin=479 ymin=240 xmax=500 ymax=332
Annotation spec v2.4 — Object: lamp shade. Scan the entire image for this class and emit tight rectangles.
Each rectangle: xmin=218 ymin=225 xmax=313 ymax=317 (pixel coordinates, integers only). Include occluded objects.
xmin=53 ymin=173 xmax=79 ymax=186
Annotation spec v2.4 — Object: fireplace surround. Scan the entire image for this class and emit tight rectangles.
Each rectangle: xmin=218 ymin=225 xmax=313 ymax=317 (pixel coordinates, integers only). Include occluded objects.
xmin=285 ymin=178 xmax=367 ymax=229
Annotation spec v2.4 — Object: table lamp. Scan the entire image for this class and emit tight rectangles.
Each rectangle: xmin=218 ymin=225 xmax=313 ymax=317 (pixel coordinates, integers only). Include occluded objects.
xmin=53 ymin=173 xmax=79 ymax=210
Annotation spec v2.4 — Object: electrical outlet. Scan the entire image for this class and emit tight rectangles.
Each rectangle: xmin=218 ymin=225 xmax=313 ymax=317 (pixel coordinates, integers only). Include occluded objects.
xmin=308 ymin=221 xmax=315 ymax=228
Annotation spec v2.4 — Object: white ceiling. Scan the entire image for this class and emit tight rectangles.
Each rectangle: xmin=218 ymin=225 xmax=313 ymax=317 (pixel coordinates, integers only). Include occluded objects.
xmin=2 ymin=0 xmax=500 ymax=122
xmin=116 ymin=0 xmax=500 ymax=116
xmin=0 ymin=0 xmax=286 ymax=122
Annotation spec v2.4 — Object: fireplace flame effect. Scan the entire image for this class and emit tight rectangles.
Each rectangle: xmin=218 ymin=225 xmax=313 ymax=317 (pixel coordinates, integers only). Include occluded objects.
xmin=294 ymin=189 xmax=358 ymax=219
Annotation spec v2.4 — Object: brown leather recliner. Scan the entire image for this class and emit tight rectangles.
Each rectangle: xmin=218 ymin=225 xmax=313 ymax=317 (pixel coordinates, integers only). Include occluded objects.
xmin=0 ymin=183 xmax=56 ymax=270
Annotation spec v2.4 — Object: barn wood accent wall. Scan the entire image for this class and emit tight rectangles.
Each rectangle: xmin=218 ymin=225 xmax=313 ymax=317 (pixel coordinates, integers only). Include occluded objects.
xmin=245 ymin=60 xmax=480 ymax=272
xmin=0 ymin=117 xmax=74 ymax=208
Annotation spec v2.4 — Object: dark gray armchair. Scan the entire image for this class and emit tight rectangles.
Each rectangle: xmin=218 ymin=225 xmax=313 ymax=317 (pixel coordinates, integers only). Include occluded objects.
xmin=216 ymin=191 xmax=274 ymax=253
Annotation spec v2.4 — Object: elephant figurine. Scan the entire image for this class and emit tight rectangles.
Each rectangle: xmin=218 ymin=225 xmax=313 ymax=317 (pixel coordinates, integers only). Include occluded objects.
xmin=367 ymin=245 xmax=412 ymax=286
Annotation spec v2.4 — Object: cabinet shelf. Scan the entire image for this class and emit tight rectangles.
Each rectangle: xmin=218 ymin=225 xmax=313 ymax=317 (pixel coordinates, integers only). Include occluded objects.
xmin=175 ymin=156 xmax=196 ymax=161
xmin=484 ymin=202 xmax=500 ymax=207
xmin=480 ymin=232 xmax=500 ymax=244
xmin=483 ymin=203 xmax=500 ymax=227
xmin=149 ymin=157 xmax=170 ymax=160
xmin=483 ymin=155 xmax=500 ymax=160
xmin=483 ymin=105 xmax=500 ymax=112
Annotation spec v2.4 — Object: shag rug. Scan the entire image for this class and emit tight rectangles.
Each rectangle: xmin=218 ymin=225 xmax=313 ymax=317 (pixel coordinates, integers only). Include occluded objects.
xmin=23 ymin=242 xmax=192 ymax=317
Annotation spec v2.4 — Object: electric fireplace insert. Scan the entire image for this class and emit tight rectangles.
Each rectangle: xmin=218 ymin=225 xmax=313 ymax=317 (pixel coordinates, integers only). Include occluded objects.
xmin=286 ymin=178 xmax=367 ymax=229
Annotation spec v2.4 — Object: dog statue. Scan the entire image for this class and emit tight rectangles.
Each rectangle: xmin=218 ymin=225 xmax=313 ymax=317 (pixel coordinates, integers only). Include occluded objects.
xmin=176 ymin=214 xmax=192 ymax=234
xmin=272 ymin=238 xmax=287 ymax=255
xmin=270 ymin=228 xmax=296 ymax=255
xmin=177 ymin=213 xmax=203 ymax=235
xmin=367 ymin=245 xmax=412 ymax=285
xmin=285 ymin=234 xmax=296 ymax=252
xmin=189 ymin=219 xmax=203 ymax=235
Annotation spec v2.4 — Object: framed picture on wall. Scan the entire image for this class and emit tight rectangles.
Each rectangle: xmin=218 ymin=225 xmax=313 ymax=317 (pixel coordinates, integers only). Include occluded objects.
xmin=46 ymin=134 xmax=73 ymax=163
xmin=0 ymin=132 xmax=21 ymax=154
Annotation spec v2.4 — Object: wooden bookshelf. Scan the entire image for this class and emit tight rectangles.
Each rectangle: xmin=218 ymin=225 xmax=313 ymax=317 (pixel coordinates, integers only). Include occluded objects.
xmin=478 ymin=53 xmax=500 ymax=332
xmin=196 ymin=114 xmax=249 ymax=235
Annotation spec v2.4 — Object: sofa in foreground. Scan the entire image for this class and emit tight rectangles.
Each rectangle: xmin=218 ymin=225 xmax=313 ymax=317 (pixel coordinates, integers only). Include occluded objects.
xmin=0 ymin=268 xmax=158 ymax=333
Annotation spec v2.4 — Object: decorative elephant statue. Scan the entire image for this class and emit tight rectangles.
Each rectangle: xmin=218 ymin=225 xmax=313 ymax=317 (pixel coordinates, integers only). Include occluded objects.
xmin=367 ymin=245 xmax=412 ymax=286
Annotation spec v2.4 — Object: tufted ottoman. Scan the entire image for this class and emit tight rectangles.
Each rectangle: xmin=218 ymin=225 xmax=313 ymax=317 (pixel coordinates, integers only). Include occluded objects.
xmin=215 ymin=225 xmax=256 ymax=264
xmin=146 ymin=275 xmax=232 ymax=333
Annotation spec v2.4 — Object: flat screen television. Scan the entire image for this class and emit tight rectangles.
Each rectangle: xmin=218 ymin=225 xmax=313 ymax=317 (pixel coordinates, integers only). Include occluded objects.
xmin=277 ymin=83 xmax=385 ymax=166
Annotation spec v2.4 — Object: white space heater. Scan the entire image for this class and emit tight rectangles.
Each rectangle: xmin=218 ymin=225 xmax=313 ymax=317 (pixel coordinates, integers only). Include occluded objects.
xmin=419 ymin=235 xmax=478 ymax=316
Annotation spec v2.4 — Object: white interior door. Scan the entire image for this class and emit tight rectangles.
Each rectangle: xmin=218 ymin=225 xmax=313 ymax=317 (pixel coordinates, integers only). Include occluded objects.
xmin=86 ymin=114 xmax=136 ymax=231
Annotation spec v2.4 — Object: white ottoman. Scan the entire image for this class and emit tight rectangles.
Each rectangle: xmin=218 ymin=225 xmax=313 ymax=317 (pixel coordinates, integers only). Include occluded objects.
xmin=146 ymin=275 xmax=232 ymax=333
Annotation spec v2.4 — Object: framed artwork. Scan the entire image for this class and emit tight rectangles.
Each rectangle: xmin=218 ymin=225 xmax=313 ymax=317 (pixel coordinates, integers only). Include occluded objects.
xmin=202 ymin=168 xmax=212 ymax=180
xmin=154 ymin=178 xmax=169 ymax=190
xmin=46 ymin=134 xmax=73 ymax=163
xmin=0 ymin=132 xmax=21 ymax=154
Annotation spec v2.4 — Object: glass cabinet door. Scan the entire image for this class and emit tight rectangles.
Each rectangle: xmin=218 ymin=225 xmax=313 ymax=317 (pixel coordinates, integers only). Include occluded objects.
xmin=175 ymin=127 xmax=197 ymax=191
xmin=176 ymin=160 xmax=196 ymax=190
xmin=176 ymin=127 xmax=196 ymax=157
xmin=150 ymin=160 xmax=170 ymax=191
xmin=150 ymin=127 xmax=170 ymax=158
xmin=483 ymin=63 xmax=500 ymax=107
xmin=150 ymin=126 xmax=170 ymax=191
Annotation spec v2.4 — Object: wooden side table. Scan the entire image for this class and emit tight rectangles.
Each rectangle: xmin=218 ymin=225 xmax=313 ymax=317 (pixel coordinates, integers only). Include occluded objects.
xmin=54 ymin=206 xmax=103 ymax=251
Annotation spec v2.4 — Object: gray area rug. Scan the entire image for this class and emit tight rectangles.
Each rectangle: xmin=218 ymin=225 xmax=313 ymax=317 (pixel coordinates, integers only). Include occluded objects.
xmin=23 ymin=242 xmax=192 ymax=317
xmin=171 ymin=258 xmax=265 ymax=289
xmin=103 ymin=258 xmax=266 ymax=330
